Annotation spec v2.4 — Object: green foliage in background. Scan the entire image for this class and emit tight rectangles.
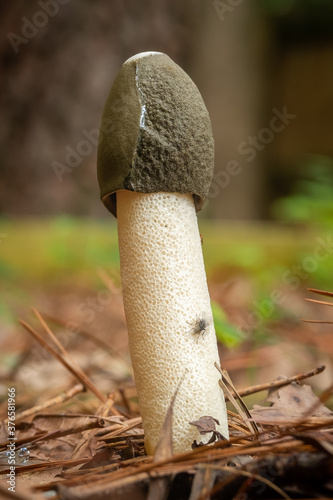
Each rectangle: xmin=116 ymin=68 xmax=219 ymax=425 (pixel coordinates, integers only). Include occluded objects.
xmin=1 ymin=205 xmax=331 ymax=343
xmin=211 ymin=301 xmax=246 ymax=348
xmin=0 ymin=215 xmax=119 ymax=286
xmin=272 ymin=156 xmax=333 ymax=225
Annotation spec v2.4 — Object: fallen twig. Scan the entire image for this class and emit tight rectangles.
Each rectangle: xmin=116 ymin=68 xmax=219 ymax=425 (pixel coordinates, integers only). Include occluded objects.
xmin=235 ymin=365 xmax=326 ymax=399
xmin=19 ymin=317 xmax=106 ymax=404
xmin=2 ymin=384 xmax=84 ymax=425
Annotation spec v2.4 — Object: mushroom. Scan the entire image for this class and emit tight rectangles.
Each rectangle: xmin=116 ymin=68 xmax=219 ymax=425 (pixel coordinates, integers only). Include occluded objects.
xmin=97 ymin=51 xmax=229 ymax=454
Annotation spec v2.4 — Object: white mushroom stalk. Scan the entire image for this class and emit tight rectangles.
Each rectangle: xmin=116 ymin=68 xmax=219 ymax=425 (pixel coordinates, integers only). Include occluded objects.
xmin=117 ymin=190 xmax=228 ymax=453
xmin=97 ymin=52 xmax=229 ymax=454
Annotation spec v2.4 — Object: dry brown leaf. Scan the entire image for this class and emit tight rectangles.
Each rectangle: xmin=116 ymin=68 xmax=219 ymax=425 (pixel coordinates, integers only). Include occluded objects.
xmin=189 ymin=416 xmax=220 ymax=435
xmin=190 ymin=416 xmax=226 ymax=449
xmin=76 ymin=448 xmax=120 ymax=471
xmin=32 ymin=414 xmax=103 ymax=433
xmin=251 ymin=381 xmax=333 ymax=422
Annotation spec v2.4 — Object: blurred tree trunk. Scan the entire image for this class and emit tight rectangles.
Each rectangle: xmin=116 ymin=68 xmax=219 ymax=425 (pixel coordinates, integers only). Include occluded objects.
xmin=0 ymin=0 xmax=199 ymax=216
xmin=191 ymin=1 xmax=269 ymax=219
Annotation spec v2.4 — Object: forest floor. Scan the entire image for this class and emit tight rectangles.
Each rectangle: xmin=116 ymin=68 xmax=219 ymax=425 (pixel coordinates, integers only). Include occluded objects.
xmin=0 ymin=218 xmax=332 ymax=499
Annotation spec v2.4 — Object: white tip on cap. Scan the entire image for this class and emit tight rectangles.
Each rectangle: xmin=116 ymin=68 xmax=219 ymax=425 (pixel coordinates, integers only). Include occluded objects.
xmin=124 ymin=51 xmax=164 ymax=65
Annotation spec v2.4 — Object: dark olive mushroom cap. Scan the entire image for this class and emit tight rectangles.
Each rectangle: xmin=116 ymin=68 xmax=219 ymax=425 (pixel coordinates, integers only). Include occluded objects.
xmin=97 ymin=52 xmax=214 ymax=217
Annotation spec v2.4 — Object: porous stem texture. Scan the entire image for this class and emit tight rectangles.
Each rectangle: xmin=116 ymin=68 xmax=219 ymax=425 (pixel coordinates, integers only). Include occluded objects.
xmin=117 ymin=190 xmax=228 ymax=454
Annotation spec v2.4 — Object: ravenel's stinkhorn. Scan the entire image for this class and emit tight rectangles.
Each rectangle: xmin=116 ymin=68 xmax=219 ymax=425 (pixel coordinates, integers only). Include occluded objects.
xmin=97 ymin=51 xmax=229 ymax=454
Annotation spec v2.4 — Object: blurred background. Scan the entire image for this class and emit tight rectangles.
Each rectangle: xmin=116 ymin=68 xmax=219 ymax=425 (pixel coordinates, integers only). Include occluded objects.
xmin=0 ymin=1 xmax=332 ymax=406
xmin=1 ymin=0 xmax=333 ymax=218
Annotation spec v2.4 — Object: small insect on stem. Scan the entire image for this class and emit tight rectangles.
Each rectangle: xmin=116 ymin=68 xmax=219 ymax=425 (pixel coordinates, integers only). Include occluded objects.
xmin=188 ymin=312 xmax=212 ymax=342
